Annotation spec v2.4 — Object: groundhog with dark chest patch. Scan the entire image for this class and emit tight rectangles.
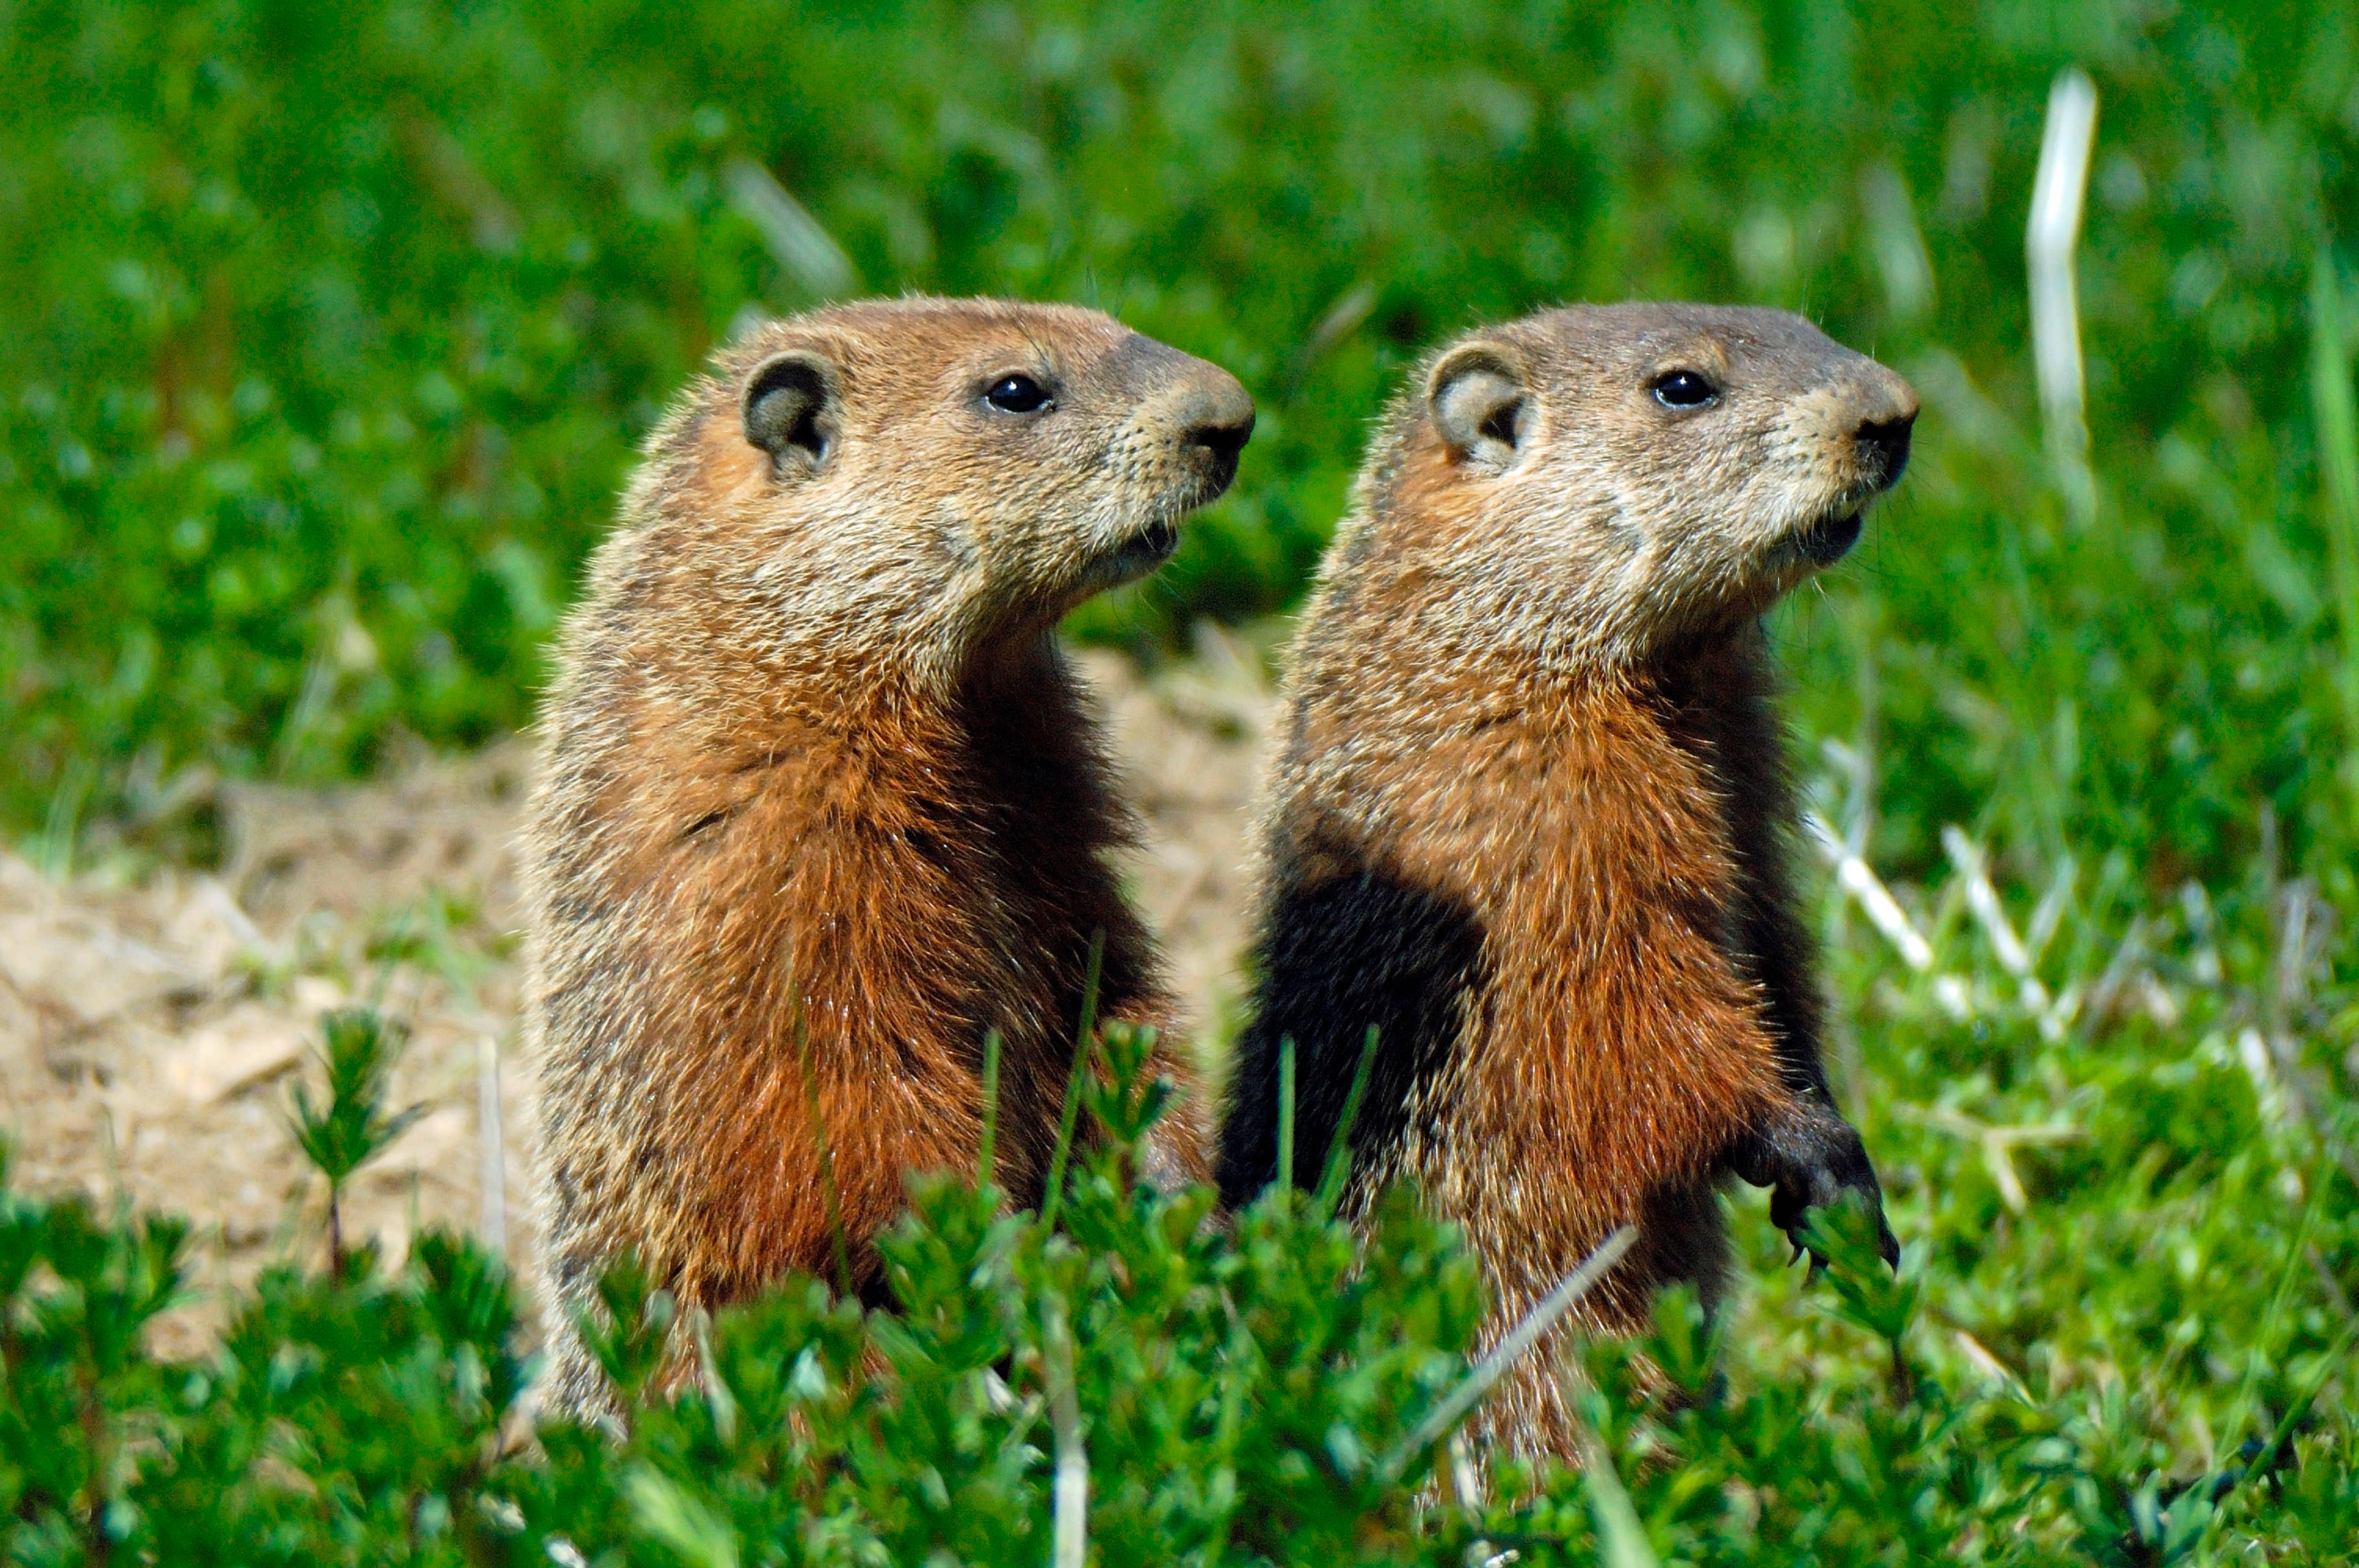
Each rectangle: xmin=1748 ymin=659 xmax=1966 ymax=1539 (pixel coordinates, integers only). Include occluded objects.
xmin=526 ymin=297 xmax=1253 ymax=1414
xmin=1219 ymin=304 xmax=1914 ymax=1458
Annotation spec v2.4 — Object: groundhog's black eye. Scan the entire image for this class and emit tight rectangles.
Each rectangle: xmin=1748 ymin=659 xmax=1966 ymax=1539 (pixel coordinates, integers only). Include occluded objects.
xmin=1653 ymin=370 xmax=1717 ymax=409
xmin=984 ymin=375 xmax=1052 ymax=414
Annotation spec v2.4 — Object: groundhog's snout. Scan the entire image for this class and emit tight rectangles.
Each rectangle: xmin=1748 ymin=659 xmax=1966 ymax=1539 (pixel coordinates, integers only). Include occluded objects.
xmin=1171 ymin=370 xmax=1257 ymax=496
xmin=1178 ymin=376 xmax=1257 ymax=457
xmin=1848 ymin=369 xmax=1920 ymax=494
xmin=1131 ymin=349 xmax=1255 ymax=502
xmin=1791 ymin=364 xmax=1919 ymax=567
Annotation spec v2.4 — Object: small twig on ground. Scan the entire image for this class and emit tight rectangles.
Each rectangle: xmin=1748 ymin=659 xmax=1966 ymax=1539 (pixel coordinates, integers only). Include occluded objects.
xmin=1806 ymin=812 xmax=1933 ymax=971
xmin=1943 ymin=827 xmax=2063 ymax=1039
xmin=1896 ymin=1105 xmax=2085 ymax=1214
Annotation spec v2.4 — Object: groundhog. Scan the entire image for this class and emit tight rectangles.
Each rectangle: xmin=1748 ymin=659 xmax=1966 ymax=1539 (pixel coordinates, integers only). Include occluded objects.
xmin=526 ymin=296 xmax=1253 ymax=1415
xmin=1218 ymin=303 xmax=1914 ymax=1458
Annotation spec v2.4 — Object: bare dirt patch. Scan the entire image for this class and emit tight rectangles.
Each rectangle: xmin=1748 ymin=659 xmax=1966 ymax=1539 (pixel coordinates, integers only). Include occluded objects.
xmin=0 ymin=645 xmax=1274 ymax=1352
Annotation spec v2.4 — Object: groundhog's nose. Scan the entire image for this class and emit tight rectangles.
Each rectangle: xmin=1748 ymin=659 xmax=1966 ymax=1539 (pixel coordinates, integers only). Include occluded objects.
xmin=1121 ymin=333 xmax=1255 ymax=497
xmin=1851 ymin=371 xmax=1920 ymax=490
xmin=1178 ymin=373 xmax=1257 ymax=464
xmin=1856 ymin=410 xmax=1915 ymax=488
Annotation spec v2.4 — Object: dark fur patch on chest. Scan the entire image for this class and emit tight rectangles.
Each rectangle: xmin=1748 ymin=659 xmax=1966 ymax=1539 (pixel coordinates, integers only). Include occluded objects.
xmin=1218 ymin=851 xmax=1486 ymax=1208
xmin=1644 ymin=627 xmax=1824 ymax=1088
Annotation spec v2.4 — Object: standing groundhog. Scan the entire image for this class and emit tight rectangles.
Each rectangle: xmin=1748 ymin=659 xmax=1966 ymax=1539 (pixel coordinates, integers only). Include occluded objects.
xmin=1219 ymin=304 xmax=1914 ymax=1458
xmin=526 ymin=296 xmax=1253 ymax=1414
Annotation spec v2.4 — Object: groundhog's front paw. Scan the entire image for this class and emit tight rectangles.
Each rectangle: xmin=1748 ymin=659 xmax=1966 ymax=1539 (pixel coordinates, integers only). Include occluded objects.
xmin=1728 ymin=1102 xmax=1898 ymax=1269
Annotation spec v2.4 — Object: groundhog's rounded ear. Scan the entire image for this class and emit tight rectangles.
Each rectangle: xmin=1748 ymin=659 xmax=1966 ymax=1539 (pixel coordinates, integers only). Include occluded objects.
xmin=741 ymin=349 xmax=838 ymax=471
xmin=1426 ymin=343 xmax=1528 ymax=467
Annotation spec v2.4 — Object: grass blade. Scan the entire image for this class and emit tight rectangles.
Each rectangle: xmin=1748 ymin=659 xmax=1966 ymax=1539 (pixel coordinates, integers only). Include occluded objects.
xmin=1377 ymin=1224 xmax=1638 ymax=1482
xmin=1040 ymin=932 xmax=1105 ymax=1233
xmin=1275 ymin=1035 xmax=1296 ymax=1196
xmin=1313 ymin=1026 xmax=1382 ymax=1214
xmin=625 ymin=1467 xmax=740 ymax=1568
xmin=2027 ymin=67 xmax=2098 ymax=521
xmin=723 ymin=157 xmax=857 ymax=299
xmin=2310 ymin=248 xmax=2359 ymax=756
xmin=1581 ymin=1435 xmax=1664 ymax=1568
xmin=476 ymin=1032 xmax=505 ymax=1256
xmin=976 ymin=1028 xmax=1002 ymax=1190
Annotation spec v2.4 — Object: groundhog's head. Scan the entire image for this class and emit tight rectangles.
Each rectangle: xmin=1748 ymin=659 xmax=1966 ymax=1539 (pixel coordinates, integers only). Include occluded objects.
xmin=648 ymin=297 xmax=1252 ymax=675
xmin=1356 ymin=303 xmax=1916 ymax=666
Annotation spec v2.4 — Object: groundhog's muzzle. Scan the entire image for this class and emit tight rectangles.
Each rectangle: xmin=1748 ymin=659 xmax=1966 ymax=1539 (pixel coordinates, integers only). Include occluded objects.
xmin=1087 ymin=342 xmax=1255 ymax=586
xmin=1119 ymin=334 xmax=1256 ymax=507
xmin=1168 ymin=377 xmax=1256 ymax=500
xmin=1796 ymin=370 xmax=1918 ymax=566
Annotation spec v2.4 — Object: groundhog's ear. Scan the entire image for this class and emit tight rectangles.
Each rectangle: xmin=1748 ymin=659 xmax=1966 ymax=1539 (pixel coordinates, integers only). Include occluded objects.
xmin=741 ymin=350 xmax=838 ymax=471
xmin=1426 ymin=343 xmax=1527 ymax=467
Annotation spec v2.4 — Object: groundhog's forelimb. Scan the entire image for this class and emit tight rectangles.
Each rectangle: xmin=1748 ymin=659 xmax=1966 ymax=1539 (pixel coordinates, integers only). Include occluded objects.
xmin=1726 ymin=1100 xmax=1898 ymax=1266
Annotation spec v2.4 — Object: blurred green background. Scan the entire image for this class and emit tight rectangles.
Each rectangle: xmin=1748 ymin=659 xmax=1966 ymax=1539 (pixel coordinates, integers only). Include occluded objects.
xmin=2 ymin=0 xmax=2355 ymax=894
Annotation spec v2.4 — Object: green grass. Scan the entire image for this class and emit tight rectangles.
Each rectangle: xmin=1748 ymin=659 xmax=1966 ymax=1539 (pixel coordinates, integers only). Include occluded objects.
xmin=2 ymin=0 xmax=2357 ymax=1558
xmin=1 ymin=0 xmax=2354 ymax=881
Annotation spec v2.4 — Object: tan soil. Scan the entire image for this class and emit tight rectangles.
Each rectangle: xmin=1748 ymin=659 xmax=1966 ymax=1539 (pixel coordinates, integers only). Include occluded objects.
xmin=0 ymin=641 xmax=1274 ymax=1355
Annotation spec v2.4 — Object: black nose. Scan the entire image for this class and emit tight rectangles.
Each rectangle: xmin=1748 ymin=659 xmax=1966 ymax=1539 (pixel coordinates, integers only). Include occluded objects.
xmin=1188 ymin=408 xmax=1255 ymax=463
xmin=1167 ymin=369 xmax=1255 ymax=465
xmin=1855 ymin=411 xmax=1915 ymax=488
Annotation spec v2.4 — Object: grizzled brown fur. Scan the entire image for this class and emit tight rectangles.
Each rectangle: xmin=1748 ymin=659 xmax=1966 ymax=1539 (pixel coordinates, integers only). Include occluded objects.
xmin=1220 ymin=304 xmax=1916 ymax=1458
xmin=527 ymin=297 xmax=1253 ymax=1416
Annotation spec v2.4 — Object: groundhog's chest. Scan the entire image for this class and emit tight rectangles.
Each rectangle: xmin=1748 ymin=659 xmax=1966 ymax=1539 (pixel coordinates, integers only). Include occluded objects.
xmin=1294 ymin=681 xmax=1747 ymax=968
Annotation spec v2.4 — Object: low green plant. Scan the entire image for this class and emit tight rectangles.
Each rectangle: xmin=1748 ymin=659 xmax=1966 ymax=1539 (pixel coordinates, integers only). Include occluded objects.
xmin=0 ymin=959 xmax=2351 ymax=1563
xmin=283 ymin=1005 xmax=424 ymax=1284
